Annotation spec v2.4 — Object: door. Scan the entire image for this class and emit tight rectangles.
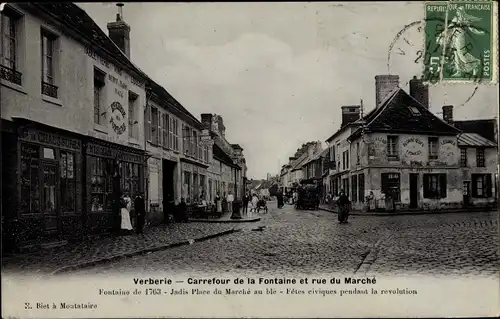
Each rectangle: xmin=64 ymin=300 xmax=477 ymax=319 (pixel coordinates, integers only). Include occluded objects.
xmin=409 ymin=174 xmax=418 ymax=209
xmin=41 ymin=161 xmax=59 ymax=240
xmin=162 ymin=160 xmax=176 ymax=222
xmin=463 ymin=181 xmax=471 ymax=206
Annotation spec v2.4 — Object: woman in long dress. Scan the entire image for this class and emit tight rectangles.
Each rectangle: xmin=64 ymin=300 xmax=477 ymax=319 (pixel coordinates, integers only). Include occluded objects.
xmin=251 ymin=193 xmax=259 ymax=213
xmin=120 ymin=194 xmax=133 ymax=234
xmin=215 ymin=192 xmax=222 ymax=213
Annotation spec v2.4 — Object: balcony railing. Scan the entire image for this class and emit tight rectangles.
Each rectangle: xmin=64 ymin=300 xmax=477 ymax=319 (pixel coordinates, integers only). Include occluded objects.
xmin=42 ymin=81 xmax=58 ymax=98
xmin=0 ymin=65 xmax=22 ymax=85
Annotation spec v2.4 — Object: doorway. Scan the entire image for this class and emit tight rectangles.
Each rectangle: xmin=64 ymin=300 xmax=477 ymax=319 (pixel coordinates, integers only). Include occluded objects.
xmin=41 ymin=161 xmax=59 ymax=241
xmin=463 ymin=181 xmax=471 ymax=206
xmin=162 ymin=159 xmax=176 ymax=223
xmin=409 ymin=174 xmax=418 ymax=209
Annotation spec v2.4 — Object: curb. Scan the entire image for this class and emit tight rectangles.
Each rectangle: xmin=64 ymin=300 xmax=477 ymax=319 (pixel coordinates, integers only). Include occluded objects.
xmin=319 ymin=207 xmax=497 ymax=217
xmin=188 ymin=217 xmax=261 ymax=223
xmin=50 ymin=228 xmax=242 ymax=275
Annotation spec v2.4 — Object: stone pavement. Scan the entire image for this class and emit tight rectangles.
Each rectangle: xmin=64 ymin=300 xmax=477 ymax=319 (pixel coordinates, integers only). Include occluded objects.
xmin=319 ymin=204 xmax=497 ymax=216
xmin=74 ymin=206 xmax=499 ymax=278
xmin=1 ymin=222 xmax=243 ymax=276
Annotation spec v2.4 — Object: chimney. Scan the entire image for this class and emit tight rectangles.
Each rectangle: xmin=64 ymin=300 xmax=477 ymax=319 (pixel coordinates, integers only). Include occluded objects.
xmin=375 ymin=75 xmax=399 ymax=107
xmin=216 ymin=115 xmax=225 ymax=137
xmin=409 ymin=75 xmax=429 ymax=109
xmin=201 ymin=113 xmax=213 ymax=129
xmin=442 ymin=105 xmax=454 ymax=124
xmin=107 ymin=3 xmax=131 ymax=59
xmin=288 ymin=157 xmax=296 ymax=162
xmin=341 ymin=105 xmax=360 ymax=127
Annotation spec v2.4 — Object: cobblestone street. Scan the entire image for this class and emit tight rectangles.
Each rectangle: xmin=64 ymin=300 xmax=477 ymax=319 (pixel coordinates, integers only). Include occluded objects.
xmin=74 ymin=205 xmax=500 ymax=278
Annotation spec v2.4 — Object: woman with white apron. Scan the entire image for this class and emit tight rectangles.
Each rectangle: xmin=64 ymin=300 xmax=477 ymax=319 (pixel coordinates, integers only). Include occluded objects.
xmin=121 ymin=194 xmax=134 ymax=234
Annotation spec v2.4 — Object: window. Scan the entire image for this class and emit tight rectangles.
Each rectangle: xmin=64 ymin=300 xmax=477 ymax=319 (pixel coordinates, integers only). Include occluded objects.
xmin=158 ymin=111 xmax=163 ymax=146
xmin=20 ymin=144 xmax=41 ymax=214
xmin=41 ymin=29 xmax=58 ymax=98
xmin=408 ymin=106 xmax=421 ymax=116
xmin=162 ymin=113 xmax=169 ymax=148
xmin=423 ymin=173 xmax=447 ymax=199
xmin=197 ymin=134 xmax=202 ymax=160
xmin=342 ymin=151 xmax=348 ymax=170
xmin=182 ymin=125 xmax=189 ymax=154
xmin=145 ymin=104 xmax=151 ymax=142
xmin=90 ymin=157 xmax=106 ymax=212
xmin=428 ymin=137 xmax=439 ymax=160
xmin=191 ymin=130 xmax=197 ymax=157
xmin=381 ymin=173 xmax=401 ymax=201
xmin=151 ymin=107 xmax=159 ymax=145
xmin=460 ymin=148 xmax=467 ymax=167
xmin=60 ymin=151 xmax=75 ymax=213
xmin=472 ymin=174 xmax=492 ymax=198
xmin=387 ymin=135 xmax=399 ymax=160
xmin=476 ymin=148 xmax=485 ymax=167
xmin=351 ymin=175 xmax=357 ymax=203
xmin=358 ymin=173 xmax=365 ymax=202
xmin=123 ymin=162 xmax=140 ymax=196
xmin=342 ymin=178 xmax=349 ymax=198
xmin=93 ymin=68 xmax=105 ymax=124
xmin=128 ymin=92 xmax=138 ymax=139
xmin=1 ymin=8 xmax=22 ymax=85
xmin=172 ymin=118 xmax=180 ymax=151
xmin=356 ymin=142 xmax=360 ymax=164
xmin=203 ymin=145 xmax=209 ymax=162
xmin=183 ymin=171 xmax=191 ymax=203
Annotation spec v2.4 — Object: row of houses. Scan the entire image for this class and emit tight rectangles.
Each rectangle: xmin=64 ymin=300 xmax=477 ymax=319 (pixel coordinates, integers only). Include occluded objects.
xmin=0 ymin=3 xmax=247 ymax=252
xmin=279 ymin=75 xmax=498 ymax=212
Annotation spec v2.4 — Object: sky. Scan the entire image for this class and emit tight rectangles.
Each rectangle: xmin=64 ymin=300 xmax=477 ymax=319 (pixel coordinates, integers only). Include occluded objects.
xmin=80 ymin=2 xmax=498 ymax=179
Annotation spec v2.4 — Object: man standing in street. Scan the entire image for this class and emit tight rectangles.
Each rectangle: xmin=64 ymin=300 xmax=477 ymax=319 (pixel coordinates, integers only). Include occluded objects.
xmin=337 ymin=190 xmax=350 ymax=224
xmin=134 ymin=192 xmax=146 ymax=235
xmin=227 ymin=191 xmax=234 ymax=214
xmin=242 ymin=192 xmax=250 ymax=217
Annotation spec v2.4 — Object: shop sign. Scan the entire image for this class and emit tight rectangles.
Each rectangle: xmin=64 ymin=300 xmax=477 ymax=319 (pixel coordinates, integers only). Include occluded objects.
xmin=109 ymin=101 xmax=127 ymax=135
xmin=87 ymin=142 xmax=143 ymax=164
xmin=182 ymin=162 xmax=193 ymax=172
xmin=19 ymin=127 xmax=81 ymax=151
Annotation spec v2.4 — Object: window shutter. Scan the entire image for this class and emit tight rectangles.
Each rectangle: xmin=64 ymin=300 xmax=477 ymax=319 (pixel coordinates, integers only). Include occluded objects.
xmin=158 ymin=112 xmax=163 ymax=146
xmin=486 ymin=174 xmax=492 ymax=197
xmin=439 ymin=174 xmax=447 ymax=198
xmin=145 ymin=104 xmax=151 ymax=142
xmin=471 ymin=175 xmax=478 ymax=197
xmin=423 ymin=174 xmax=430 ymax=198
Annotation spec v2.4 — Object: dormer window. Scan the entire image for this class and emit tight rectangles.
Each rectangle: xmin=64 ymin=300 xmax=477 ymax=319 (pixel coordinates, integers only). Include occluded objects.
xmin=408 ymin=106 xmax=420 ymax=116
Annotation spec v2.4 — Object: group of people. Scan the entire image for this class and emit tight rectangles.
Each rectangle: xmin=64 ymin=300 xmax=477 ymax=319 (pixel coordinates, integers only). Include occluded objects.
xmin=242 ymin=192 xmax=266 ymax=214
xmin=118 ymin=192 xmax=146 ymax=235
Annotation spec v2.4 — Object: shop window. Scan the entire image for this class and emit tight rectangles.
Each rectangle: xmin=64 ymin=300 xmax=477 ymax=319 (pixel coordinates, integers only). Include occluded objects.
xmin=200 ymin=175 xmax=206 ymax=199
xmin=90 ymin=157 xmax=106 ymax=212
xmin=358 ymin=173 xmax=365 ymax=202
xmin=60 ymin=151 xmax=75 ymax=213
xmin=351 ymin=175 xmax=357 ymax=203
xmin=476 ymin=148 xmax=485 ymax=167
xmin=41 ymin=28 xmax=58 ymax=98
xmin=423 ymin=173 xmax=447 ymax=199
xmin=183 ymin=171 xmax=191 ymax=203
xmin=381 ymin=173 xmax=401 ymax=201
xmin=387 ymin=135 xmax=399 ymax=160
xmin=93 ymin=68 xmax=106 ymax=125
xmin=428 ymin=137 xmax=439 ymax=160
xmin=193 ymin=173 xmax=199 ymax=201
xmin=208 ymin=179 xmax=213 ymax=202
xmin=460 ymin=148 xmax=467 ymax=167
xmin=1 ymin=7 xmax=22 ymax=85
xmin=20 ymin=144 xmax=40 ymax=214
xmin=472 ymin=174 xmax=492 ymax=198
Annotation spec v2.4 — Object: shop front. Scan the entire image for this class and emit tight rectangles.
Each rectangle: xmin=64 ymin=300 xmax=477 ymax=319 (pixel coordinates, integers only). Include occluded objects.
xmin=5 ymin=122 xmax=83 ymax=251
xmin=180 ymin=158 xmax=209 ymax=204
xmin=85 ymin=139 xmax=145 ymax=235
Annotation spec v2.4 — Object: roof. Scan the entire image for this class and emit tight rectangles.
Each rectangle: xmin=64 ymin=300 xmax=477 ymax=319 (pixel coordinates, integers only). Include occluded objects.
xmin=290 ymin=152 xmax=310 ymax=171
xmin=458 ymin=133 xmax=497 ymax=147
xmin=348 ymin=88 xmax=461 ymax=141
xmin=454 ymin=119 xmax=497 ymax=142
xmin=303 ymin=148 xmax=327 ymax=166
xmin=213 ymin=144 xmax=239 ymax=169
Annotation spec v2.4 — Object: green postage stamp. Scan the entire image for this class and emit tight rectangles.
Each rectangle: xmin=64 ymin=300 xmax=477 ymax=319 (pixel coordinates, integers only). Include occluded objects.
xmin=424 ymin=1 xmax=497 ymax=83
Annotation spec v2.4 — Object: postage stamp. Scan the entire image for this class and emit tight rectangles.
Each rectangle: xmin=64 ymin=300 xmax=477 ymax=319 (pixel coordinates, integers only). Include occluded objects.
xmin=424 ymin=1 xmax=497 ymax=83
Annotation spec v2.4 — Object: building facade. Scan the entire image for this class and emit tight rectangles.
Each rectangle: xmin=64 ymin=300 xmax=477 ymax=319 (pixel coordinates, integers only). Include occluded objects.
xmin=1 ymin=3 xmax=149 ymax=251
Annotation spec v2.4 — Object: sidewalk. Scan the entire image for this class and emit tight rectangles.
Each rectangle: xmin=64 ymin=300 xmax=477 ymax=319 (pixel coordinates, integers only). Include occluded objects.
xmin=1 ymin=222 xmax=243 ymax=275
xmin=319 ymin=204 xmax=497 ymax=216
